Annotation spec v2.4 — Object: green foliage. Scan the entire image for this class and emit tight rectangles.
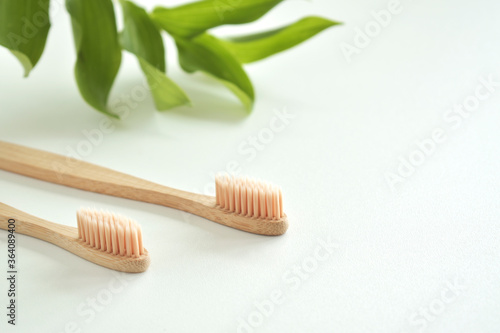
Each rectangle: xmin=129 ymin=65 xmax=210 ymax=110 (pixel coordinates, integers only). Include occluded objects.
xmin=120 ymin=0 xmax=191 ymax=110
xmin=0 ymin=0 xmax=50 ymax=77
xmin=220 ymin=17 xmax=342 ymax=64
xmin=66 ymin=0 xmax=122 ymax=117
xmin=0 ymin=0 xmax=341 ymax=117
xmin=150 ymin=0 xmax=283 ymax=38
xmin=176 ymin=33 xmax=254 ymax=111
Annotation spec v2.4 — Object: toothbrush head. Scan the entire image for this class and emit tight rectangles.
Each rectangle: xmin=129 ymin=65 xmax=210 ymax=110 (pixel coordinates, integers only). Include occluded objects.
xmin=77 ymin=208 xmax=145 ymax=259
xmin=215 ymin=174 xmax=284 ymax=220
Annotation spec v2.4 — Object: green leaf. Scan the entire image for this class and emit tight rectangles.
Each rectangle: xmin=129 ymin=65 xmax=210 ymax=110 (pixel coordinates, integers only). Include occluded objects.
xmin=0 ymin=0 xmax=51 ymax=77
xmin=120 ymin=0 xmax=165 ymax=72
xmin=139 ymin=59 xmax=192 ymax=110
xmin=120 ymin=0 xmax=190 ymax=110
xmin=176 ymin=33 xmax=254 ymax=111
xmin=151 ymin=0 xmax=283 ymax=38
xmin=220 ymin=16 xmax=341 ymax=63
xmin=66 ymin=0 xmax=122 ymax=117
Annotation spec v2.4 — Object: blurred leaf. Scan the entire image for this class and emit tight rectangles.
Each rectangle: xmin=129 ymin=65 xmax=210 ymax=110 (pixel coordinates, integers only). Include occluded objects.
xmin=120 ymin=0 xmax=165 ymax=71
xmin=176 ymin=33 xmax=254 ymax=111
xmin=120 ymin=0 xmax=190 ymax=110
xmin=0 ymin=0 xmax=51 ymax=77
xmin=151 ymin=0 xmax=283 ymax=38
xmin=66 ymin=0 xmax=122 ymax=117
xmin=139 ymin=59 xmax=192 ymax=110
xmin=221 ymin=16 xmax=341 ymax=63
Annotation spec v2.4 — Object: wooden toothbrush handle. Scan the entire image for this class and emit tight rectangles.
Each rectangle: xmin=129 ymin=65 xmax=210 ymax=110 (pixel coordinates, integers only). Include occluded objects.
xmin=0 ymin=141 xmax=288 ymax=236
xmin=0 ymin=141 xmax=210 ymax=212
xmin=0 ymin=202 xmax=75 ymax=244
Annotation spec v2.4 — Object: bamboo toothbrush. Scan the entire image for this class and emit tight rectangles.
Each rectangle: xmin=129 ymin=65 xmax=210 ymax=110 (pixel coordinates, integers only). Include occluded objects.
xmin=0 ymin=203 xmax=150 ymax=273
xmin=0 ymin=141 xmax=288 ymax=236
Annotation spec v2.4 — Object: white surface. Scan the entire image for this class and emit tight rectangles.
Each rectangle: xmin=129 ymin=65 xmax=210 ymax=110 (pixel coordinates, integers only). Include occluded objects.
xmin=1 ymin=0 xmax=500 ymax=332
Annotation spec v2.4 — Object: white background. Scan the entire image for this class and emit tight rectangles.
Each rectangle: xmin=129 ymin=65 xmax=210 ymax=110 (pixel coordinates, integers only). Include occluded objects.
xmin=1 ymin=0 xmax=499 ymax=332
